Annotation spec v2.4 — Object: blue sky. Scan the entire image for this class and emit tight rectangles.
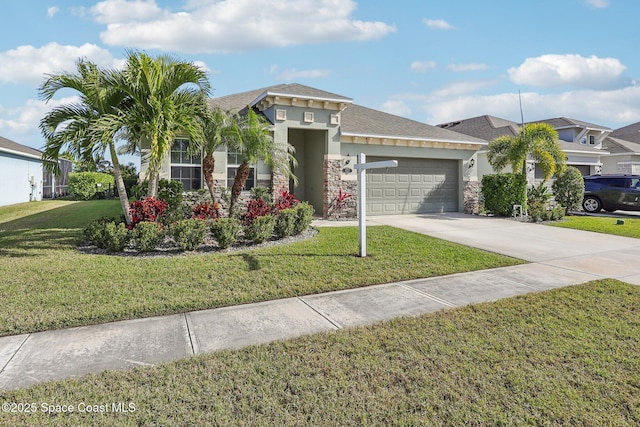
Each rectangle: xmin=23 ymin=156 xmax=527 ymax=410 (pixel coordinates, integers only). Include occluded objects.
xmin=1 ymin=0 xmax=639 ymax=166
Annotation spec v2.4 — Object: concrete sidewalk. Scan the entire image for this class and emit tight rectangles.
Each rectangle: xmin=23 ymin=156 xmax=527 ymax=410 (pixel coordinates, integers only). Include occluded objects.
xmin=2 ymin=213 xmax=639 ymax=391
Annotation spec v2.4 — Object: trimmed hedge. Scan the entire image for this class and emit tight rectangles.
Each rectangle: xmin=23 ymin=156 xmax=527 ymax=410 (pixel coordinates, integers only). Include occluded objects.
xmin=244 ymin=214 xmax=275 ymax=244
xmin=481 ymin=173 xmax=527 ymax=217
xmin=68 ymin=172 xmax=115 ymax=200
xmin=210 ymin=218 xmax=241 ymax=249
xmin=170 ymin=218 xmax=207 ymax=251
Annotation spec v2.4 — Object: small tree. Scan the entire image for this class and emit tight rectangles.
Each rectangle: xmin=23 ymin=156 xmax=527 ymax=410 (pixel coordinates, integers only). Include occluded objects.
xmin=552 ymin=166 xmax=585 ymax=214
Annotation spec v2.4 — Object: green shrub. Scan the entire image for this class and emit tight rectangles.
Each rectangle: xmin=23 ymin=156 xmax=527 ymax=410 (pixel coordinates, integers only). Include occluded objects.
xmin=527 ymin=182 xmax=551 ymax=218
xmin=68 ymin=172 xmax=114 ymax=200
xmin=170 ymin=218 xmax=207 ymax=251
xmin=293 ymin=202 xmax=314 ymax=235
xmin=244 ymin=214 xmax=275 ymax=244
xmin=274 ymin=208 xmax=297 ymax=238
xmin=132 ymin=221 xmax=163 ymax=252
xmin=529 ymin=205 xmax=565 ymax=222
xmin=552 ymin=166 xmax=585 ymax=214
xmin=83 ymin=216 xmax=116 ymax=247
xmin=132 ymin=179 xmax=184 ymax=211
xmin=481 ymin=173 xmax=527 ymax=217
xmin=210 ymin=218 xmax=241 ymax=249
xmin=102 ymin=222 xmax=131 ymax=252
xmin=251 ymin=186 xmax=272 ymax=204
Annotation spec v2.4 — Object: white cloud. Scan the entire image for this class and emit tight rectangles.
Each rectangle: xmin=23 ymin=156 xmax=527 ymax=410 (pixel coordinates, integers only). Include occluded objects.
xmin=47 ymin=6 xmax=59 ymax=18
xmin=0 ymin=43 xmax=121 ymax=86
xmin=507 ymin=54 xmax=628 ymax=89
xmin=379 ymin=99 xmax=412 ymax=117
xmin=0 ymin=96 xmax=80 ymax=149
xmin=90 ymin=0 xmax=163 ymax=24
xmin=584 ymin=0 xmax=609 ymax=8
xmin=273 ymin=67 xmax=332 ymax=80
xmin=448 ymin=63 xmax=489 ymax=72
xmin=430 ymin=80 xmax=499 ymax=98
xmin=410 ymin=61 xmax=436 ymax=73
xmin=422 ymin=18 xmax=454 ymax=30
xmin=420 ymin=87 xmax=640 ymax=129
xmin=92 ymin=0 xmax=396 ymax=53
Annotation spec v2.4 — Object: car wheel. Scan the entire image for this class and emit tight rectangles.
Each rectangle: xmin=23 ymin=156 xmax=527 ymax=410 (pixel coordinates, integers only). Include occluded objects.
xmin=583 ymin=196 xmax=602 ymax=213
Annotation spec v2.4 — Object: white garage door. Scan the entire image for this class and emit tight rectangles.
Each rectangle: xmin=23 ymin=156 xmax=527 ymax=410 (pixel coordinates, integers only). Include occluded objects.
xmin=366 ymin=157 xmax=459 ymax=215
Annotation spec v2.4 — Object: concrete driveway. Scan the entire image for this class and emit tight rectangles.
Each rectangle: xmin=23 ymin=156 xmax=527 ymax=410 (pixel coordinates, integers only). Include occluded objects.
xmin=369 ymin=213 xmax=640 ymax=285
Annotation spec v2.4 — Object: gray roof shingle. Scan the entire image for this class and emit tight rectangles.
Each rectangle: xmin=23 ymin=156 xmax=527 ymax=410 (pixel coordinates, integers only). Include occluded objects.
xmin=208 ymin=84 xmax=485 ymax=145
xmin=436 ymin=115 xmax=520 ymax=141
xmin=602 ymin=136 xmax=640 ymax=154
xmin=341 ymin=104 xmax=486 ymax=144
xmin=534 ymin=117 xmax=612 ymax=131
xmin=611 ymin=121 xmax=640 ymax=144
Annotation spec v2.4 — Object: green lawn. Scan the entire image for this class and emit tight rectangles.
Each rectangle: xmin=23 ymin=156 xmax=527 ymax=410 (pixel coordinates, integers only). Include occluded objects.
xmin=2 ymin=279 xmax=638 ymax=426
xmin=0 ymin=200 xmax=522 ymax=336
xmin=549 ymin=214 xmax=640 ymax=238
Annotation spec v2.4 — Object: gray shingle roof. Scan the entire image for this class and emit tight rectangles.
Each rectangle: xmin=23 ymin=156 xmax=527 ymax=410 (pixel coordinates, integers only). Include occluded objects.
xmin=436 ymin=115 xmax=520 ymax=141
xmin=602 ymin=136 xmax=640 ymax=154
xmin=0 ymin=135 xmax=42 ymax=160
xmin=556 ymin=139 xmax=607 ymax=154
xmin=341 ymin=104 xmax=486 ymax=144
xmin=534 ymin=117 xmax=612 ymax=131
xmin=611 ymin=121 xmax=640 ymax=144
xmin=209 ymin=84 xmax=485 ymax=144
xmin=208 ymin=83 xmax=352 ymax=112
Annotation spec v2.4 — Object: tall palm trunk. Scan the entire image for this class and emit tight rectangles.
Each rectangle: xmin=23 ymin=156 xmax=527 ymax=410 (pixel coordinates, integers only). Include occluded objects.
xmin=230 ymin=162 xmax=251 ymax=217
xmin=203 ymin=153 xmax=216 ymax=202
xmin=147 ymin=172 xmax=159 ymax=198
xmin=109 ymin=142 xmax=132 ymax=225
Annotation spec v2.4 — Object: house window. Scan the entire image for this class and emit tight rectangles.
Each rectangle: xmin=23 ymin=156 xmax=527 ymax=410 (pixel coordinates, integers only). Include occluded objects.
xmin=170 ymin=138 xmax=201 ymax=190
xmin=227 ymin=149 xmax=255 ymax=191
xmin=589 ymin=135 xmax=595 ymax=145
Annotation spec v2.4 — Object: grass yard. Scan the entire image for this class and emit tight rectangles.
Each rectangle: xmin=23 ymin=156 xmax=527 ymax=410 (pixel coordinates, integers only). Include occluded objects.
xmin=0 ymin=200 xmax=522 ymax=336
xmin=1 ymin=279 xmax=638 ymax=426
xmin=550 ymin=214 xmax=640 ymax=238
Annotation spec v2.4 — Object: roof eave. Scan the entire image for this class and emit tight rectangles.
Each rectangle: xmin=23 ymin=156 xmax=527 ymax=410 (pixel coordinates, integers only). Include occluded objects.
xmin=0 ymin=146 xmax=43 ymax=161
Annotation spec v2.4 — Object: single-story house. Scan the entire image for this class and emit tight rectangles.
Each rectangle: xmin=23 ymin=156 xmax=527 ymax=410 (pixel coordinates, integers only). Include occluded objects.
xmin=0 ymin=136 xmax=44 ymax=206
xmin=140 ymin=83 xmax=487 ymax=218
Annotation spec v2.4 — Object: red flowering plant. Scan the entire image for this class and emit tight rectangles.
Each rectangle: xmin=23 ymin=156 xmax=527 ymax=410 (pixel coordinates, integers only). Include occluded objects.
xmin=241 ymin=198 xmax=273 ymax=226
xmin=329 ymin=188 xmax=352 ymax=218
xmin=128 ymin=197 xmax=168 ymax=229
xmin=192 ymin=202 xmax=221 ymax=220
xmin=273 ymin=190 xmax=299 ymax=213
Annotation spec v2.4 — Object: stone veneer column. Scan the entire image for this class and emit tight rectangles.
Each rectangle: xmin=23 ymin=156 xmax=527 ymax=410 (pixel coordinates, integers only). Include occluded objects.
xmin=463 ymin=179 xmax=479 ymax=214
xmin=323 ymin=158 xmax=342 ymax=219
xmin=323 ymin=158 xmax=358 ymax=220
xmin=271 ymin=171 xmax=289 ymax=197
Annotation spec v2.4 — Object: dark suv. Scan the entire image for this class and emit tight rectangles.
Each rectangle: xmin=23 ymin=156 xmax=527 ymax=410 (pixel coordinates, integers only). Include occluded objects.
xmin=582 ymin=174 xmax=640 ymax=213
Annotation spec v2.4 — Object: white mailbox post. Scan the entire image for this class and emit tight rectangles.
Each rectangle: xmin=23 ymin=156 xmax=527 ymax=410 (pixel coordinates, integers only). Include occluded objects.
xmin=354 ymin=153 xmax=398 ymax=257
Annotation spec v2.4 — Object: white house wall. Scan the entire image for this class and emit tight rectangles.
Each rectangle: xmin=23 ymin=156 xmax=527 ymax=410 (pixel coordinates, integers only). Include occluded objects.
xmin=0 ymin=152 xmax=43 ymax=206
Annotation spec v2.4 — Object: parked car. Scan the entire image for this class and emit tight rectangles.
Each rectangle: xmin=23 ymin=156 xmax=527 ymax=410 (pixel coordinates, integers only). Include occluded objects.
xmin=582 ymin=174 xmax=640 ymax=213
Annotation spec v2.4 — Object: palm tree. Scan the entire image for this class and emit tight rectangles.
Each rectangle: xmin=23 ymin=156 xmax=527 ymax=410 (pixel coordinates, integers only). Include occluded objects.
xmin=193 ymin=107 xmax=234 ymax=202
xmin=39 ymin=59 xmax=133 ymax=225
xmin=227 ymin=107 xmax=297 ymax=216
xmin=487 ymin=122 xmax=566 ymax=181
xmin=109 ymin=50 xmax=211 ymax=197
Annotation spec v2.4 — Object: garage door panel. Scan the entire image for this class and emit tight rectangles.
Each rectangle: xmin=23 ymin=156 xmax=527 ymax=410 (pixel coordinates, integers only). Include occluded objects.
xmin=366 ymin=157 xmax=458 ymax=215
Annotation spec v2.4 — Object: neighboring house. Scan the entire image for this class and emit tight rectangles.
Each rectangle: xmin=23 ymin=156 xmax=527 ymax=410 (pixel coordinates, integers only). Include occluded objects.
xmin=602 ymin=122 xmax=640 ymax=174
xmin=0 ymin=135 xmax=44 ymax=206
xmin=140 ymin=83 xmax=487 ymax=218
xmin=438 ymin=115 xmax=609 ymax=184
